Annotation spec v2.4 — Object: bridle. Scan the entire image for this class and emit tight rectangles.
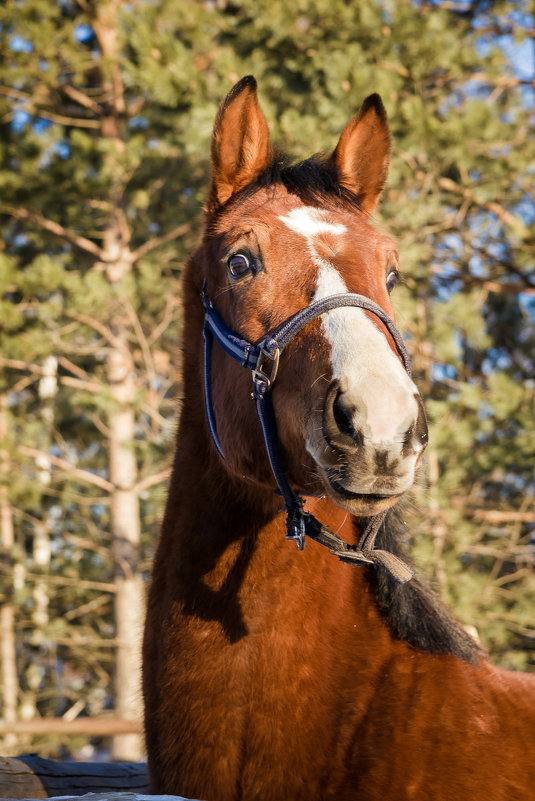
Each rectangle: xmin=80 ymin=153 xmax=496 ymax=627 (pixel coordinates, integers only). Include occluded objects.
xmin=202 ymin=283 xmax=415 ymax=583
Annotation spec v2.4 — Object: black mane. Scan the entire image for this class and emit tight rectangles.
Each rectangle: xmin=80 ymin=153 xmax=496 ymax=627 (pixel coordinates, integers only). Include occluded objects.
xmin=369 ymin=509 xmax=483 ymax=664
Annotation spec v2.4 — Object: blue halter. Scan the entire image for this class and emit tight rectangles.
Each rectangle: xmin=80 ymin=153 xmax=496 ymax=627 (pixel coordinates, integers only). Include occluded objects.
xmin=202 ymin=284 xmax=415 ymax=583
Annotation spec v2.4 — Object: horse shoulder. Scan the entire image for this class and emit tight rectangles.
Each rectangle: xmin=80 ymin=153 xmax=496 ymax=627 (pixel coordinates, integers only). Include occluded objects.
xmin=347 ymin=652 xmax=535 ymax=800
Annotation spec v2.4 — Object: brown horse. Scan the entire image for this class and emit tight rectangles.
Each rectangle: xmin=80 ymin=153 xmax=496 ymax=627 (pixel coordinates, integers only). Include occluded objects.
xmin=143 ymin=77 xmax=535 ymax=801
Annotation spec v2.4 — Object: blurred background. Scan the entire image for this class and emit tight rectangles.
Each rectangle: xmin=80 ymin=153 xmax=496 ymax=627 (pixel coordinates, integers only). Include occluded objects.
xmin=0 ymin=0 xmax=533 ymax=764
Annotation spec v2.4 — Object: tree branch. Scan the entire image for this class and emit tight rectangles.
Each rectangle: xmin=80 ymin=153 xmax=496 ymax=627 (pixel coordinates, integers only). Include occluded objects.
xmin=60 ymin=376 xmax=106 ymax=394
xmin=482 ymin=281 xmax=535 ymax=296
xmin=437 ymin=178 xmax=529 ymax=239
xmin=133 ymin=469 xmax=171 ymax=495
xmin=0 ymin=88 xmax=101 ymax=129
xmin=147 ymin=292 xmax=179 ymax=346
xmin=0 ymin=563 xmax=116 ymax=593
xmin=18 ymin=446 xmax=114 ymax=493
xmin=468 ymin=509 xmax=535 ymax=524
xmin=131 ymin=222 xmax=191 ymax=262
xmin=57 ymin=356 xmax=91 ymax=381
xmin=60 ymin=84 xmax=102 ymax=114
xmin=0 ymin=358 xmax=45 ymax=375
xmin=0 ymin=85 xmax=32 ymax=102
xmin=29 ymin=107 xmax=101 ymax=129
xmin=64 ymin=594 xmax=111 ymax=622
xmin=2 ymin=206 xmax=105 ymax=258
xmin=125 ymin=301 xmax=156 ymax=385
xmin=65 ymin=312 xmax=124 ymax=350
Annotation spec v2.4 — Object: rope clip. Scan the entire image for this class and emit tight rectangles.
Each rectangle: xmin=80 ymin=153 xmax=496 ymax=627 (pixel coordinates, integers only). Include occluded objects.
xmin=252 ymin=343 xmax=280 ymax=392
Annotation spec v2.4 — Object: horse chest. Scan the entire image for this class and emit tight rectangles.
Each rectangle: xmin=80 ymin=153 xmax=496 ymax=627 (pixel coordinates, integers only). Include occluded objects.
xmin=161 ymin=544 xmax=376 ymax=800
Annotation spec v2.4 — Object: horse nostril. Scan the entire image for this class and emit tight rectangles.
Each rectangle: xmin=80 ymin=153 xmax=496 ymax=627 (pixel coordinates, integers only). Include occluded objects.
xmin=333 ymin=391 xmax=357 ymax=440
xmin=402 ymin=394 xmax=428 ymax=456
xmin=324 ymin=382 xmax=364 ymax=450
xmin=414 ymin=394 xmax=428 ymax=449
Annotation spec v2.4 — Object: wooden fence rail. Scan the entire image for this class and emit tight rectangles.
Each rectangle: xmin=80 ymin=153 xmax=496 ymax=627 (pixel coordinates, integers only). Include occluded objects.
xmin=0 ymin=717 xmax=142 ymax=737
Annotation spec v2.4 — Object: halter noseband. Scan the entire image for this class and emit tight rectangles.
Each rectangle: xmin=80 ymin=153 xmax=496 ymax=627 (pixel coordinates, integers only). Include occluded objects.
xmin=202 ymin=284 xmax=415 ymax=584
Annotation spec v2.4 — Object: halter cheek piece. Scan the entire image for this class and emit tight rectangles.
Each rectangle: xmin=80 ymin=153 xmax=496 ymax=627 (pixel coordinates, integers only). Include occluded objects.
xmin=202 ymin=284 xmax=415 ymax=584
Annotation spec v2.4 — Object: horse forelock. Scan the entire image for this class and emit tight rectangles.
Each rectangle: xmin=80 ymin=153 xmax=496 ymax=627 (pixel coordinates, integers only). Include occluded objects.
xmin=205 ymin=153 xmax=363 ymax=226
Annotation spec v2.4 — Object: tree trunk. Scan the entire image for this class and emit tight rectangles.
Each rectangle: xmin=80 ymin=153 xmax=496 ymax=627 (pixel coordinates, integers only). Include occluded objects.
xmin=33 ymin=357 xmax=57 ymax=640
xmin=92 ymin=0 xmax=145 ymax=761
xmin=108 ymin=343 xmax=144 ymax=761
xmin=0 ymin=607 xmax=18 ymax=755
xmin=0 ymin=395 xmax=19 ymax=755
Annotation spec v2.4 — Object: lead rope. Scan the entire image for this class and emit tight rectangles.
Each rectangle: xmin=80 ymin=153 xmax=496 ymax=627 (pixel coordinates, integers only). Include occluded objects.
xmin=202 ymin=285 xmax=415 ymax=584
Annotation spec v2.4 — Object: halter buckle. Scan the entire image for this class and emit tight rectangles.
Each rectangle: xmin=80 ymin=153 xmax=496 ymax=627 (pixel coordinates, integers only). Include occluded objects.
xmin=252 ymin=344 xmax=280 ymax=391
xmin=285 ymin=515 xmax=306 ymax=551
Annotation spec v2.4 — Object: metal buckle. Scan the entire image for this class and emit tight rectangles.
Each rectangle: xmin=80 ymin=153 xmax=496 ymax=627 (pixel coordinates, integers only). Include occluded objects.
xmin=252 ymin=344 xmax=280 ymax=391
xmin=285 ymin=515 xmax=306 ymax=551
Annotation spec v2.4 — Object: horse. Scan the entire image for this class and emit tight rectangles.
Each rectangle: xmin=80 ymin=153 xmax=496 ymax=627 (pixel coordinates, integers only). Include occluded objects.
xmin=142 ymin=76 xmax=535 ymax=801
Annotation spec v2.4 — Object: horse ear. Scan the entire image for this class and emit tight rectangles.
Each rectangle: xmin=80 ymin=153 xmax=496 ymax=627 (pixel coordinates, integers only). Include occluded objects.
xmin=209 ymin=76 xmax=270 ymax=209
xmin=332 ymin=94 xmax=391 ymax=214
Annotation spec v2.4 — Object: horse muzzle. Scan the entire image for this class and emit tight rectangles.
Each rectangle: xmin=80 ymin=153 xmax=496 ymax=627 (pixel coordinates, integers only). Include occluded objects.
xmin=307 ymin=378 xmax=428 ymax=515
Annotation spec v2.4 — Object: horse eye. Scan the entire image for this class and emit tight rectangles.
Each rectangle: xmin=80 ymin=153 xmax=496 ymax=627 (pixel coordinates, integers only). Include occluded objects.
xmin=228 ymin=253 xmax=251 ymax=279
xmin=386 ymin=270 xmax=399 ymax=293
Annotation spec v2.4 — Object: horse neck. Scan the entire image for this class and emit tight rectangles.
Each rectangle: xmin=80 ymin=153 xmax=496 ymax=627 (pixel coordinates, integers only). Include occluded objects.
xmin=165 ymin=400 xmax=394 ymax=666
xmin=159 ymin=266 xmax=397 ymax=663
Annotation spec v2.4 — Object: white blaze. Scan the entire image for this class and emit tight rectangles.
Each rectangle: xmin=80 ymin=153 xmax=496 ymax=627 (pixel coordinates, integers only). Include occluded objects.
xmin=279 ymin=206 xmax=347 ymax=239
xmin=279 ymin=205 xmax=418 ymax=445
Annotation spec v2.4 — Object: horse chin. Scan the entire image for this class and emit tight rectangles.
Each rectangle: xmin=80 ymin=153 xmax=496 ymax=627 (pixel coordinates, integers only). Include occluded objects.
xmin=325 ymin=483 xmax=403 ymax=517
xmin=306 ymin=437 xmax=412 ymax=517
xmin=312 ymin=465 xmax=405 ymax=515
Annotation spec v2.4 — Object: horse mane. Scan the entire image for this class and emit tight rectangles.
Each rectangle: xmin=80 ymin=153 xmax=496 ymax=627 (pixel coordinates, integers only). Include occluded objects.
xmin=369 ymin=509 xmax=483 ymax=664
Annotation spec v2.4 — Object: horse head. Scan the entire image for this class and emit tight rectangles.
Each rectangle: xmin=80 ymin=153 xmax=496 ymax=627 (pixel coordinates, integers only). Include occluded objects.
xmin=193 ymin=76 xmax=428 ymax=520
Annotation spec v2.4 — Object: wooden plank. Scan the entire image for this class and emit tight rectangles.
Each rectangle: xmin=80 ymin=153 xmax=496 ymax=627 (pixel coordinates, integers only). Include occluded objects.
xmin=0 ymin=755 xmax=149 ymax=799
xmin=0 ymin=719 xmax=142 ymax=736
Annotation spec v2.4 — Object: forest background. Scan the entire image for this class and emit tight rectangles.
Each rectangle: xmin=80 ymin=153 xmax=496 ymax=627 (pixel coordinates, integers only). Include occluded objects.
xmin=0 ymin=0 xmax=534 ymax=763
